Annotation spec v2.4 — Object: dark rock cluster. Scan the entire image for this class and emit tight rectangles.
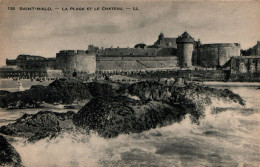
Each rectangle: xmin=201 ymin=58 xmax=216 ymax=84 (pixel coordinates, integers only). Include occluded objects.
xmin=0 ymin=79 xmax=245 ymax=141
xmin=128 ymin=81 xmax=244 ymax=123
xmin=0 ymin=135 xmax=23 ymax=167
xmin=73 ymin=81 xmax=245 ymax=137
xmin=0 ymin=79 xmax=130 ymax=109
xmin=0 ymin=79 xmax=93 ymax=109
xmin=0 ymin=111 xmax=75 ymax=143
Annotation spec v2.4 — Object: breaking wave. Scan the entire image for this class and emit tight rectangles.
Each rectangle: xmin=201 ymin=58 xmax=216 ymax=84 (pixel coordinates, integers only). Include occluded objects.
xmin=11 ymin=91 xmax=260 ymax=167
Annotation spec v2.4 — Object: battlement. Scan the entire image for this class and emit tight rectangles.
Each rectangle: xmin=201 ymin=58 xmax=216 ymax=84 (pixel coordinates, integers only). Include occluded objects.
xmin=59 ymin=50 xmax=87 ymax=54
xmin=200 ymin=43 xmax=240 ymax=48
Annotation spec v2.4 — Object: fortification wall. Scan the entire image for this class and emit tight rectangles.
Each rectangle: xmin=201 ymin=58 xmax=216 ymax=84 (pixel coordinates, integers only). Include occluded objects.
xmin=128 ymin=70 xmax=227 ymax=82
xmin=75 ymin=54 xmax=96 ymax=73
xmin=199 ymin=43 xmax=240 ymax=67
xmin=56 ymin=50 xmax=96 ymax=75
xmin=96 ymin=56 xmax=178 ymax=70
xmin=56 ymin=53 xmax=75 ymax=74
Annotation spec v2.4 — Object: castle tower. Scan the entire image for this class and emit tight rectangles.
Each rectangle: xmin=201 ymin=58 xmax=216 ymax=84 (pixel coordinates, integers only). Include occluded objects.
xmin=159 ymin=32 xmax=164 ymax=40
xmin=176 ymin=31 xmax=194 ymax=68
xmin=158 ymin=32 xmax=164 ymax=44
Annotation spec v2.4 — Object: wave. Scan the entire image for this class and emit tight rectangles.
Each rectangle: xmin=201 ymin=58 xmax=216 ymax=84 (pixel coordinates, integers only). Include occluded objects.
xmin=3 ymin=85 xmax=259 ymax=166
xmin=11 ymin=97 xmax=259 ymax=167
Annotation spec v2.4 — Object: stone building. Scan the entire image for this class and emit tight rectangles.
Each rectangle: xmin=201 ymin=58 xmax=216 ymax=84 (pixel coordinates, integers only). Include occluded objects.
xmin=230 ymin=56 xmax=260 ymax=73
xmin=229 ymin=55 xmax=260 ymax=81
xmin=1 ymin=54 xmax=58 ymax=79
xmin=154 ymin=32 xmax=177 ymax=48
xmin=0 ymin=66 xmax=48 ymax=79
xmin=6 ymin=54 xmax=56 ymax=70
xmin=96 ymin=31 xmax=198 ymax=71
xmin=2 ymin=31 xmax=259 ymax=81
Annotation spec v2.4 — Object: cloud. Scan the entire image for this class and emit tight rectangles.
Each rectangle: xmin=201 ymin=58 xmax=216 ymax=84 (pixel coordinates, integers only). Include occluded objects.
xmin=0 ymin=0 xmax=259 ymax=63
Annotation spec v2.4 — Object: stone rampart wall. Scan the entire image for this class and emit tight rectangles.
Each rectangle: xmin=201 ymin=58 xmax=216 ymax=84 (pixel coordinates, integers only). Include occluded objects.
xmin=199 ymin=43 xmax=240 ymax=67
xmin=96 ymin=56 xmax=178 ymax=70
xmin=56 ymin=52 xmax=96 ymax=75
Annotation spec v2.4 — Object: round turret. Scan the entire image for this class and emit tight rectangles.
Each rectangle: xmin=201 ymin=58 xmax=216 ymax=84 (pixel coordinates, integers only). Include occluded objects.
xmin=176 ymin=31 xmax=194 ymax=68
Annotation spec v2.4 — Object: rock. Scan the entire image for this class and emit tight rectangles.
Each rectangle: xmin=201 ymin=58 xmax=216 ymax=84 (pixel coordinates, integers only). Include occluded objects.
xmin=128 ymin=81 xmax=170 ymax=101
xmin=73 ymin=95 xmax=187 ymax=138
xmin=45 ymin=79 xmax=93 ymax=104
xmin=0 ymin=135 xmax=23 ymax=167
xmin=0 ymin=79 xmax=93 ymax=109
xmin=0 ymin=111 xmax=75 ymax=142
xmin=73 ymin=81 xmax=245 ymax=137
xmin=0 ymin=80 xmax=245 ymax=139
xmin=73 ymin=96 xmax=138 ymax=137
xmin=128 ymin=81 xmax=245 ymax=124
xmin=0 ymin=90 xmax=11 ymax=97
xmin=87 ymin=82 xmax=116 ymax=97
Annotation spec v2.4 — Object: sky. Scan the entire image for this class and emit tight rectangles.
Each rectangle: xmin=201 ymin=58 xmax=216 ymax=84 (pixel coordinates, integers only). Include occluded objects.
xmin=0 ymin=0 xmax=260 ymax=66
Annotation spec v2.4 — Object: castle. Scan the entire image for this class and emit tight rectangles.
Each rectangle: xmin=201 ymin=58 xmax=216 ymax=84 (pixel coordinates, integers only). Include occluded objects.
xmin=1 ymin=31 xmax=260 ymax=81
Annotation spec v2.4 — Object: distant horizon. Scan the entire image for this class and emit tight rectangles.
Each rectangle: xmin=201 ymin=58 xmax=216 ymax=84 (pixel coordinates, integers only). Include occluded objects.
xmin=0 ymin=0 xmax=259 ymax=66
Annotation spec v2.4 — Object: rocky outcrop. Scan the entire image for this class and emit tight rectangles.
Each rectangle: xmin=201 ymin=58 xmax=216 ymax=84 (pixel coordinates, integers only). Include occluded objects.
xmin=73 ymin=81 xmax=245 ymax=137
xmin=0 ymin=90 xmax=11 ymax=97
xmin=0 ymin=135 xmax=23 ymax=167
xmin=73 ymin=95 xmax=140 ymax=137
xmin=87 ymin=82 xmax=116 ymax=97
xmin=73 ymin=95 xmax=187 ymax=138
xmin=0 ymin=111 xmax=75 ymax=142
xmin=0 ymin=80 xmax=245 ymax=140
xmin=0 ymin=79 xmax=93 ymax=109
xmin=128 ymin=81 xmax=244 ymax=105
xmin=0 ymin=79 xmax=129 ymax=109
xmin=127 ymin=81 xmax=171 ymax=101
xmin=128 ymin=81 xmax=245 ymax=123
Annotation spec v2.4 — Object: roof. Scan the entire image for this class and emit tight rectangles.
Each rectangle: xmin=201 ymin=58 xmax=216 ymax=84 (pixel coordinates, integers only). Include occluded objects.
xmin=99 ymin=48 xmax=177 ymax=57
xmin=200 ymin=43 xmax=240 ymax=47
xmin=231 ymin=55 xmax=260 ymax=59
xmin=162 ymin=38 xmax=176 ymax=43
xmin=176 ymin=31 xmax=194 ymax=43
xmin=154 ymin=37 xmax=177 ymax=48
xmin=0 ymin=65 xmax=21 ymax=70
xmin=179 ymin=31 xmax=193 ymax=39
xmin=17 ymin=54 xmax=45 ymax=60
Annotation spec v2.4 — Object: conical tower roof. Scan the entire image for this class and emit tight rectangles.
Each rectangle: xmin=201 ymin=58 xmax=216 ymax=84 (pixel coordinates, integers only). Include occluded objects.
xmin=180 ymin=31 xmax=192 ymax=39
xmin=158 ymin=32 xmax=164 ymax=39
xmin=176 ymin=31 xmax=194 ymax=43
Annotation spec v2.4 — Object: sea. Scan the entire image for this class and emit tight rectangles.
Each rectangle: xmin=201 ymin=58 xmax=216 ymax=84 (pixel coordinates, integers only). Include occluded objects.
xmin=0 ymin=81 xmax=259 ymax=167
